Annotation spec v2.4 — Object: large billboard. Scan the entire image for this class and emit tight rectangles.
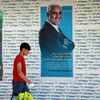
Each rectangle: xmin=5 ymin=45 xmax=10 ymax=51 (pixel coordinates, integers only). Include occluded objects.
xmin=39 ymin=6 xmax=74 ymax=77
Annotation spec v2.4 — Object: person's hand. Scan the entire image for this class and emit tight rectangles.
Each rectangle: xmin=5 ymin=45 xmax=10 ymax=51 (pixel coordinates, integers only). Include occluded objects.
xmin=28 ymin=83 xmax=34 ymax=88
xmin=27 ymin=79 xmax=32 ymax=84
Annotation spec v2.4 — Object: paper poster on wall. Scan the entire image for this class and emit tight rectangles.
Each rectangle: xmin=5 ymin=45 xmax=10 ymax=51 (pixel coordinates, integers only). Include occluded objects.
xmin=39 ymin=5 xmax=75 ymax=77
xmin=0 ymin=11 xmax=3 ymax=80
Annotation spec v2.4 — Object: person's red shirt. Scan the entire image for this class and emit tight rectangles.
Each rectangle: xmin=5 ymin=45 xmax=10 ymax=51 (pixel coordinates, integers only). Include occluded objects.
xmin=13 ymin=54 xmax=26 ymax=82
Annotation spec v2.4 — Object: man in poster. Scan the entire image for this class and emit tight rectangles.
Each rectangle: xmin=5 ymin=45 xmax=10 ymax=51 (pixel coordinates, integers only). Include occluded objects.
xmin=39 ymin=4 xmax=75 ymax=77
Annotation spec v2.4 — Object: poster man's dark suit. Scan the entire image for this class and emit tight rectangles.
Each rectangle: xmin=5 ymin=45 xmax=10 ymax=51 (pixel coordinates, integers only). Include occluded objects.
xmin=39 ymin=21 xmax=75 ymax=57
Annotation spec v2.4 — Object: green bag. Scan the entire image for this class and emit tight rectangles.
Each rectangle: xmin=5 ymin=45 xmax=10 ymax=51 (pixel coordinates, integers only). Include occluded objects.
xmin=16 ymin=92 xmax=34 ymax=100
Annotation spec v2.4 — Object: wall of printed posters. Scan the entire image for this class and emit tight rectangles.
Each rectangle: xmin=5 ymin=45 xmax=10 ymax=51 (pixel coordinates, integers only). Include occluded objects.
xmin=0 ymin=0 xmax=100 ymax=100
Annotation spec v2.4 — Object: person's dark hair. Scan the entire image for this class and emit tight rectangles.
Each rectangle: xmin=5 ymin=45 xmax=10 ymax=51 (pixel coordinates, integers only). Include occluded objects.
xmin=20 ymin=42 xmax=31 ymax=51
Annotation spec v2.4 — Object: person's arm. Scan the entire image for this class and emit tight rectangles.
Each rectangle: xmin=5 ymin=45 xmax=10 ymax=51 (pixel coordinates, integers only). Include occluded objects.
xmin=63 ymin=38 xmax=75 ymax=51
xmin=17 ymin=62 xmax=31 ymax=84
